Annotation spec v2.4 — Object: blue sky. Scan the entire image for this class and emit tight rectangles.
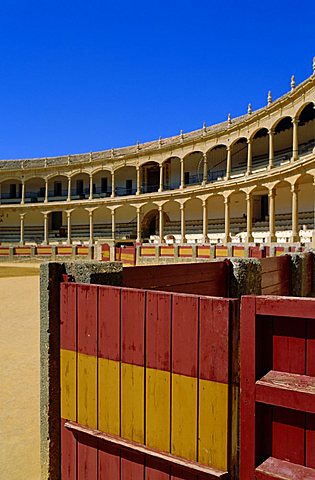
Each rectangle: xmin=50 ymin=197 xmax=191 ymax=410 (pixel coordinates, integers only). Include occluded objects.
xmin=0 ymin=0 xmax=314 ymax=159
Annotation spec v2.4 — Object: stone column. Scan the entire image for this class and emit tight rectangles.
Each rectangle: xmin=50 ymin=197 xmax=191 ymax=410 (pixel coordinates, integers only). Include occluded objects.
xmin=202 ymin=199 xmax=208 ymax=243
xmin=21 ymin=181 xmax=25 ymax=205
xmin=180 ymin=203 xmax=186 ymax=243
xmin=111 ymin=171 xmax=115 ymax=198
xmin=66 ymin=211 xmax=72 ymax=244
xmin=43 ymin=213 xmax=49 ymax=244
xmin=44 ymin=179 xmax=48 ymax=203
xmin=226 ymin=146 xmax=231 ymax=180
xmin=67 ymin=177 xmax=71 ymax=202
xmin=246 ymin=193 xmax=254 ymax=243
xmin=224 ymin=197 xmax=231 ymax=243
xmin=159 ymin=205 xmax=164 ymax=243
xmin=89 ymin=210 xmax=94 ymax=245
xmin=158 ymin=164 xmax=163 ymax=192
xmin=136 ymin=166 xmax=140 ymax=195
xmin=180 ymin=158 xmax=184 ymax=189
xmin=136 ymin=207 xmax=142 ymax=243
xmin=268 ymin=129 xmax=274 ymax=169
xmin=202 ymin=153 xmax=207 ymax=185
xmin=246 ymin=139 xmax=252 ymax=175
xmin=20 ymin=213 xmax=25 ymax=245
xmin=0 ymin=183 xmax=2 ymax=205
xmin=268 ymin=188 xmax=276 ymax=243
xmin=111 ymin=209 xmax=115 ymax=239
xmin=89 ymin=175 xmax=93 ymax=200
xmin=292 ymin=118 xmax=299 ymax=161
xmin=291 ymin=184 xmax=299 ymax=242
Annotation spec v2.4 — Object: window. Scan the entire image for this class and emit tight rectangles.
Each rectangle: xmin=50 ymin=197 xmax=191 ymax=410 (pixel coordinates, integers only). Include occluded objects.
xmin=101 ymin=177 xmax=108 ymax=193
xmin=126 ymin=179 xmax=132 ymax=195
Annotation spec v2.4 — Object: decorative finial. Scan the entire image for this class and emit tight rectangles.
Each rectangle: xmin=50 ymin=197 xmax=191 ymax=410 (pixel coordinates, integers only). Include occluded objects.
xmin=158 ymin=136 xmax=162 ymax=147
xmin=89 ymin=152 xmax=92 ymax=162
xmin=67 ymin=155 xmax=70 ymax=165
xmin=45 ymin=157 xmax=47 ymax=168
xmin=180 ymin=129 xmax=184 ymax=141
xmin=111 ymin=148 xmax=114 ymax=157
xmin=247 ymin=103 xmax=252 ymax=115
xmin=227 ymin=113 xmax=231 ymax=126
xmin=267 ymin=90 xmax=272 ymax=106
xmin=136 ymin=140 xmax=140 ymax=151
xmin=291 ymin=75 xmax=296 ymax=91
xmin=313 ymin=56 xmax=315 ymax=74
xmin=203 ymin=121 xmax=207 ymax=132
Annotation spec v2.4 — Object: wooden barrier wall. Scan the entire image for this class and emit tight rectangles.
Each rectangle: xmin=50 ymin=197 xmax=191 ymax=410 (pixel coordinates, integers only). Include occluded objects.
xmin=261 ymin=256 xmax=291 ymax=296
xmin=60 ymin=282 xmax=239 ymax=479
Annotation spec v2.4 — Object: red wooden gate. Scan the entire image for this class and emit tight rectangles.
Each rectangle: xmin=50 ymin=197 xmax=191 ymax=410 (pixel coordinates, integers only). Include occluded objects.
xmin=240 ymin=295 xmax=315 ymax=480
xmin=60 ymin=282 xmax=239 ymax=479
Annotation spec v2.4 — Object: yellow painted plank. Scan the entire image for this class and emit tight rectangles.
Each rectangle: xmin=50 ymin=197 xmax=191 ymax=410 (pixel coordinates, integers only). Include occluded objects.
xmin=78 ymin=352 xmax=97 ymax=429
xmin=60 ymin=348 xmax=76 ymax=421
xmin=198 ymin=379 xmax=228 ymax=471
xmin=171 ymin=373 xmax=197 ymax=461
xmin=121 ymin=363 xmax=144 ymax=443
xmin=146 ymin=368 xmax=170 ymax=452
xmin=98 ymin=358 xmax=120 ymax=436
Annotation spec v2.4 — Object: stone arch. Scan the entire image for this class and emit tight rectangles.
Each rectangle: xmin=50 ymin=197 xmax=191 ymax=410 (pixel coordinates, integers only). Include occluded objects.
xmin=140 ymin=161 xmax=160 ymax=193
xmin=272 ymin=116 xmax=293 ymax=165
xmin=25 ymin=177 xmax=45 ymax=203
xmin=231 ymin=137 xmax=248 ymax=176
xmin=183 ymin=151 xmax=204 ymax=186
xmin=162 ymin=156 xmax=181 ymax=190
xmin=206 ymin=144 xmax=227 ymax=182
xmin=297 ymin=103 xmax=315 ymax=156
xmin=251 ymin=128 xmax=269 ymax=171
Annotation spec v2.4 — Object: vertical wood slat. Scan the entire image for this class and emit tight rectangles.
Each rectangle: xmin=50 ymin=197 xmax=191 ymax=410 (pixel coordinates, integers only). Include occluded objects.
xmin=272 ymin=407 xmax=305 ymax=465
xmin=77 ymin=432 xmax=98 ymax=480
xmin=98 ymin=443 xmax=121 ymax=480
xmin=121 ymin=451 xmax=145 ymax=480
xmin=306 ymin=320 xmax=315 ymax=468
xmin=273 ymin=316 xmax=306 ymax=374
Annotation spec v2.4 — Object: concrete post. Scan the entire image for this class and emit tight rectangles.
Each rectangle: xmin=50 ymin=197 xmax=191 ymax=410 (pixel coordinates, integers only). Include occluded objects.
xmin=224 ymin=197 xmax=231 ymax=243
xmin=180 ymin=158 xmax=184 ymax=189
xmin=202 ymin=153 xmax=207 ymax=185
xmin=291 ymin=184 xmax=299 ymax=242
xmin=268 ymin=129 xmax=274 ymax=169
xmin=226 ymin=146 xmax=231 ymax=180
xmin=158 ymin=164 xmax=163 ymax=192
xmin=19 ymin=213 xmax=25 ymax=245
xmin=292 ymin=117 xmax=299 ymax=161
xmin=246 ymin=193 xmax=253 ymax=243
xmin=246 ymin=139 xmax=252 ymax=175
xmin=268 ymin=188 xmax=277 ymax=242
xmin=180 ymin=203 xmax=186 ymax=243
xmin=159 ymin=205 xmax=164 ymax=243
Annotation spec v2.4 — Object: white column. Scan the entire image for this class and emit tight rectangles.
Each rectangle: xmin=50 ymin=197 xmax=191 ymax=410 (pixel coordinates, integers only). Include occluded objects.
xmin=0 ymin=183 xmax=2 ymax=205
xmin=268 ymin=188 xmax=276 ymax=243
xmin=136 ymin=207 xmax=141 ymax=243
xmin=180 ymin=158 xmax=184 ymax=189
xmin=111 ymin=209 xmax=115 ymax=238
xmin=44 ymin=179 xmax=48 ymax=203
xmin=158 ymin=164 xmax=163 ymax=192
xmin=136 ymin=166 xmax=140 ymax=195
xmin=20 ymin=213 xmax=25 ymax=245
xmin=66 ymin=211 xmax=72 ymax=244
xmin=159 ymin=205 xmax=164 ymax=243
xmin=180 ymin=203 xmax=186 ymax=243
xmin=111 ymin=171 xmax=115 ymax=198
xmin=67 ymin=177 xmax=71 ymax=202
xmin=268 ymin=129 xmax=274 ymax=169
xmin=21 ymin=181 xmax=25 ymax=205
xmin=291 ymin=184 xmax=299 ymax=242
xmin=292 ymin=118 xmax=299 ymax=161
xmin=246 ymin=193 xmax=253 ymax=243
xmin=202 ymin=153 xmax=207 ymax=185
xmin=226 ymin=146 xmax=231 ymax=180
xmin=89 ymin=210 xmax=94 ymax=244
xmin=89 ymin=175 xmax=93 ymax=200
xmin=246 ymin=139 xmax=252 ymax=175
xmin=202 ymin=199 xmax=208 ymax=243
xmin=43 ymin=213 xmax=49 ymax=244
xmin=224 ymin=197 xmax=231 ymax=243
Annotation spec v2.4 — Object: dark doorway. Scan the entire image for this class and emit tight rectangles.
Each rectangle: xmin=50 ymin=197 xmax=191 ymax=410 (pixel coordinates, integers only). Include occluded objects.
xmin=76 ymin=179 xmax=84 ymax=196
xmin=126 ymin=179 xmax=132 ymax=195
xmin=10 ymin=183 xmax=17 ymax=198
xmin=54 ymin=181 xmax=62 ymax=196
xmin=261 ymin=195 xmax=268 ymax=221
xmin=146 ymin=167 xmax=159 ymax=192
xmin=51 ymin=211 xmax=62 ymax=230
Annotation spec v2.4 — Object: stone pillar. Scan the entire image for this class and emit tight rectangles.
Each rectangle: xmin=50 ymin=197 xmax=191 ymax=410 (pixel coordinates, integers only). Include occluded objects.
xmin=89 ymin=175 xmax=93 ymax=200
xmin=136 ymin=166 xmax=140 ymax=195
xmin=202 ymin=199 xmax=208 ymax=243
xmin=291 ymin=184 xmax=299 ymax=242
xmin=268 ymin=188 xmax=277 ymax=242
xmin=268 ymin=129 xmax=274 ymax=169
xmin=292 ymin=118 xmax=299 ymax=161
xmin=224 ymin=197 xmax=231 ymax=243
xmin=159 ymin=205 xmax=164 ymax=243
xmin=246 ymin=193 xmax=254 ymax=243
xmin=158 ymin=164 xmax=163 ymax=192
xmin=67 ymin=177 xmax=71 ymax=202
xmin=180 ymin=203 xmax=186 ymax=243
xmin=111 ymin=171 xmax=115 ymax=198
xmin=202 ymin=153 xmax=207 ymax=185
xmin=226 ymin=146 xmax=231 ymax=180
xmin=0 ymin=183 xmax=2 ymax=205
xmin=66 ymin=211 xmax=72 ymax=244
xmin=20 ymin=213 xmax=25 ymax=245
xmin=44 ymin=179 xmax=48 ymax=203
xmin=43 ymin=213 xmax=49 ymax=244
xmin=111 ymin=209 xmax=115 ymax=239
xmin=21 ymin=181 xmax=25 ymax=205
xmin=136 ymin=207 xmax=142 ymax=243
xmin=180 ymin=158 xmax=184 ymax=189
xmin=89 ymin=210 xmax=94 ymax=245
xmin=246 ymin=139 xmax=252 ymax=175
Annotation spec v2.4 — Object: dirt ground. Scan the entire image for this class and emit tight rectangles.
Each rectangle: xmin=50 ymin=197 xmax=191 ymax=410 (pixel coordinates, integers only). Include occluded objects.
xmin=0 ymin=265 xmax=40 ymax=479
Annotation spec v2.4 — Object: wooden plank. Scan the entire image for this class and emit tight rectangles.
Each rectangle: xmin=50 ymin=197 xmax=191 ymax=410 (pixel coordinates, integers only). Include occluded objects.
xmin=98 ymin=286 xmax=120 ymax=361
xmin=61 ymin=349 xmax=77 ymax=421
xmin=121 ymin=363 xmax=144 ymax=443
xmin=121 ymin=450 xmax=144 ymax=480
xmin=98 ymin=358 xmax=120 ymax=436
xmin=121 ymin=288 xmax=145 ymax=366
xmin=255 ymin=296 xmax=315 ymax=319
xmin=61 ymin=418 xmax=77 ymax=480
xmin=146 ymin=291 xmax=171 ymax=371
xmin=171 ymin=465 xmax=197 ymax=479
xmin=98 ymin=442 xmax=121 ymax=480
xmin=146 ymin=457 xmax=171 ymax=479
xmin=171 ymin=373 xmax=197 ymax=461
xmin=77 ymin=284 xmax=98 ymax=356
xmin=146 ymin=368 xmax=171 ymax=452
xmin=272 ymin=407 xmax=305 ymax=465
xmin=306 ymin=414 xmax=315 ymax=468
xmin=60 ymin=283 xmax=77 ymax=352
xmin=256 ymin=456 xmax=315 ymax=480
xmin=273 ymin=316 xmax=306 ymax=374
xmin=78 ymin=353 xmax=97 ymax=429
xmin=77 ymin=431 xmax=98 ymax=480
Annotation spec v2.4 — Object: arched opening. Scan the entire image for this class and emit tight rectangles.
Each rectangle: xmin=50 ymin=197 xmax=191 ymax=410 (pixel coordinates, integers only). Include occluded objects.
xmin=273 ymin=117 xmax=293 ymax=166
xmin=141 ymin=161 xmax=160 ymax=193
xmin=94 ymin=206 xmax=112 ymax=238
xmin=71 ymin=173 xmax=90 ymax=199
xmin=297 ymin=103 xmax=315 ymax=156
xmin=230 ymin=191 xmax=246 ymax=237
xmin=92 ymin=170 xmax=112 ymax=198
xmin=183 ymin=151 xmax=204 ymax=186
xmin=251 ymin=128 xmax=269 ymax=171
xmin=48 ymin=175 xmax=68 ymax=201
xmin=24 ymin=210 xmax=44 ymax=243
xmin=273 ymin=180 xmax=292 ymax=241
xmin=208 ymin=195 xmax=225 ymax=242
xmin=0 ymin=210 xmax=20 ymax=243
xmin=185 ymin=197 xmax=203 ymax=242
xmin=25 ymin=177 xmax=45 ymax=203
xmin=71 ymin=209 xmax=89 ymax=242
xmin=0 ymin=178 xmax=22 ymax=203
xmin=162 ymin=157 xmax=181 ymax=190
xmin=115 ymin=205 xmax=136 ymax=238
xmin=163 ymin=200 xmax=181 ymax=241
xmin=141 ymin=209 xmax=159 ymax=239
xmin=231 ymin=138 xmax=247 ymax=176
xmin=206 ymin=145 xmax=227 ymax=182
xmin=251 ymin=186 xmax=270 ymax=243
xmin=296 ymin=174 xmax=314 ymax=239
xmin=115 ymin=166 xmax=136 ymax=196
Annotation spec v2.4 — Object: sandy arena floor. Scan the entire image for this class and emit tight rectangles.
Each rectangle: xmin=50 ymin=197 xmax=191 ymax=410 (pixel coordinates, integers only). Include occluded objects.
xmin=0 ymin=264 xmax=41 ymax=479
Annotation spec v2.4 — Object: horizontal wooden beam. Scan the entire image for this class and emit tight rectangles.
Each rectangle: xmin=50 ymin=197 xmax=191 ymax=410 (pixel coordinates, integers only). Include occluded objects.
xmin=255 ymin=456 xmax=315 ymax=480
xmin=65 ymin=421 xmax=229 ymax=479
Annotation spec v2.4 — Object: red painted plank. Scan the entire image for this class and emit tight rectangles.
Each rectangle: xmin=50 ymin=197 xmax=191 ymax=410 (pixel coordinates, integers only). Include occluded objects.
xmin=121 ymin=288 xmax=145 ymax=365
xmin=98 ymin=286 xmax=121 ymax=361
xmin=121 ymin=450 xmax=145 ymax=480
xmin=146 ymin=291 xmax=171 ymax=371
xmin=256 ymin=456 xmax=315 ymax=480
xmin=61 ymin=419 xmax=77 ymax=480
xmin=60 ymin=283 xmax=77 ymax=351
xmin=255 ymin=296 xmax=315 ymax=319
xmin=272 ymin=407 xmax=305 ymax=465
xmin=77 ymin=431 xmax=98 ymax=480
xmin=77 ymin=284 xmax=98 ymax=356
xmin=146 ymin=457 xmax=171 ymax=479
xmin=199 ymin=298 xmax=229 ymax=383
xmin=98 ymin=442 xmax=120 ymax=480
xmin=273 ymin=316 xmax=306 ymax=374
xmin=306 ymin=414 xmax=315 ymax=468
xmin=172 ymin=293 xmax=198 ymax=377
xmin=171 ymin=465 xmax=197 ymax=479
xmin=307 ymin=319 xmax=315 ymax=377
xmin=240 ymin=296 xmax=256 ymax=480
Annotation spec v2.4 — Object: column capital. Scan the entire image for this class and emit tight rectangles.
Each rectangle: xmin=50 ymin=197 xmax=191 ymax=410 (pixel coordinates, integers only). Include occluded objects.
xmin=158 ymin=204 xmax=163 ymax=212
xmin=291 ymin=117 xmax=299 ymax=126
xmin=291 ymin=183 xmax=299 ymax=193
xmin=19 ymin=212 xmax=26 ymax=219
xmin=268 ymin=128 xmax=274 ymax=135
xmin=268 ymin=188 xmax=276 ymax=197
xmin=226 ymin=145 xmax=231 ymax=152
xmin=202 ymin=199 xmax=207 ymax=207
xmin=224 ymin=196 xmax=230 ymax=204
xmin=246 ymin=192 xmax=251 ymax=201
xmin=247 ymin=138 xmax=252 ymax=145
